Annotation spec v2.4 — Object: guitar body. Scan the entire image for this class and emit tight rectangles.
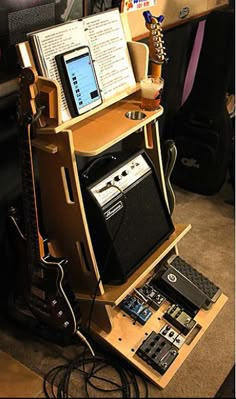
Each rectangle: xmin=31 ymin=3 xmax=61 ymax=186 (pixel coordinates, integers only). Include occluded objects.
xmin=8 ymin=206 xmax=78 ymax=336
xmin=29 ymin=246 xmax=77 ymax=336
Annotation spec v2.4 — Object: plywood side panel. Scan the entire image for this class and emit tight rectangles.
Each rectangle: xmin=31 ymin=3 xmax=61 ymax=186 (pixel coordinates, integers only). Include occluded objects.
xmin=35 ymin=131 xmax=104 ymax=296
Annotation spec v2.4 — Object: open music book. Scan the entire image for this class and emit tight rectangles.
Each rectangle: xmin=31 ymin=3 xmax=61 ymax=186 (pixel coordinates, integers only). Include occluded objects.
xmin=27 ymin=9 xmax=136 ymax=122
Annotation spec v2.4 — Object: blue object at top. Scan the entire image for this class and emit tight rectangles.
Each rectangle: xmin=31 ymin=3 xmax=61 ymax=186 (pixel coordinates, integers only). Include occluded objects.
xmin=143 ymin=11 xmax=165 ymax=24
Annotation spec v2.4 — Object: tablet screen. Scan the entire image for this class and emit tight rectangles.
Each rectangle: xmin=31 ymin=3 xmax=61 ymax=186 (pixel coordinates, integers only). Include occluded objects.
xmin=59 ymin=46 xmax=102 ymax=116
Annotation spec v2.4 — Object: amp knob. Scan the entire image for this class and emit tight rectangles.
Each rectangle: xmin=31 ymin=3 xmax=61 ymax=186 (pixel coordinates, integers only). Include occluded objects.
xmin=122 ymin=170 xmax=129 ymax=176
xmin=114 ymin=175 xmax=122 ymax=181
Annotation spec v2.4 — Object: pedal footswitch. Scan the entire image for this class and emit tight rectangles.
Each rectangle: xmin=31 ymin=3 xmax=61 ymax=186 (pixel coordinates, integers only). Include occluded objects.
xmin=137 ymin=283 xmax=166 ymax=310
xmin=120 ymin=294 xmax=152 ymax=325
xmin=159 ymin=324 xmax=185 ymax=348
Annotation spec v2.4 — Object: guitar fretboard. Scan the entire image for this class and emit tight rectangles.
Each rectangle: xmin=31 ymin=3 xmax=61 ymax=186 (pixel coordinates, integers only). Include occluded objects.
xmin=20 ymin=132 xmax=41 ymax=270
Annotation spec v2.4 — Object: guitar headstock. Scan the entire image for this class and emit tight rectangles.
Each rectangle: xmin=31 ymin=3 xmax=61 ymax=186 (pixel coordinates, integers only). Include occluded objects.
xmin=18 ymin=67 xmax=46 ymax=128
xmin=143 ymin=11 xmax=168 ymax=67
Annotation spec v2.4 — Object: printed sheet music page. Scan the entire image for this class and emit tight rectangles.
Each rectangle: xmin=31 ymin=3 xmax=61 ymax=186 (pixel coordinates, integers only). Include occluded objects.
xmin=83 ymin=9 xmax=136 ymax=100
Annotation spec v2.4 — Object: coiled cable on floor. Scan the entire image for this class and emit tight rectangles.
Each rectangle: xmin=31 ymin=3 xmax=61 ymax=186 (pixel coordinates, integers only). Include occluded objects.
xmin=43 ymin=351 xmax=148 ymax=398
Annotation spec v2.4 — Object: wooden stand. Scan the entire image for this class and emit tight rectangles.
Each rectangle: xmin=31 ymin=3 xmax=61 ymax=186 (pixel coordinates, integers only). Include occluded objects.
xmin=16 ymin=24 xmax=227 ymax=389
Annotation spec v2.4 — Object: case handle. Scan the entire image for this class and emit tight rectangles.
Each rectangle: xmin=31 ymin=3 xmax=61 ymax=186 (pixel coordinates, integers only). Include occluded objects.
xmin=81 ymin=154 xmax=117 ymax=180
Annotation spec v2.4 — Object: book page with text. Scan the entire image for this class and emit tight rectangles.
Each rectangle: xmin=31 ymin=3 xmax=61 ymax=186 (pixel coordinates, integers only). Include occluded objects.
xmin=83 ymin=9 xmax=136 ymax=99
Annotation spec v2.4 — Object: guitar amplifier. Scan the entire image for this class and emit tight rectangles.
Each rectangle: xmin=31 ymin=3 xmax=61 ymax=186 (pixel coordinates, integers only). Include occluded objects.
xmin=79 ymin=150 xmax=175 ymax=285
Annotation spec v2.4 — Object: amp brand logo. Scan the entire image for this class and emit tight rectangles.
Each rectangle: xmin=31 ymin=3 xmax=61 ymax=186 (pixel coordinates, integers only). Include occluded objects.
xmin=167 ymin=273 xmax=177 ymax=283
xmin=104 ymin=201 xmax=123 ymax=220
xmin=179 ymin=7 xmax=190 ymax=19
xmin=181 ymin=157 xmax=200 ymax=168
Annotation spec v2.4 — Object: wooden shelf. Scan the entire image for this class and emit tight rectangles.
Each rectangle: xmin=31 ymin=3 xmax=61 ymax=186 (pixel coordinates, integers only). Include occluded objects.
xmin=36 ymin=83 xmax=141 ymax=134
xmin=35 ymin=90 xmax=163 ymax=157
xmin=76 ymin=223 xmax=191 ymax=305
xmin=71 ymin=92 xmax=163 ymax=156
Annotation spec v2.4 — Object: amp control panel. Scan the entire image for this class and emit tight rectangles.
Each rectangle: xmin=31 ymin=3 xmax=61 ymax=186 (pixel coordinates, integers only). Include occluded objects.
xmin=90 ymin=153 xmax=151 ymax=207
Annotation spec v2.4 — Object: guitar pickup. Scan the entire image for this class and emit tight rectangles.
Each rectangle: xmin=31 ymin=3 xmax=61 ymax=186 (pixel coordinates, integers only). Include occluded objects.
xmin=31 ymin=286 xmax=45 ymax=300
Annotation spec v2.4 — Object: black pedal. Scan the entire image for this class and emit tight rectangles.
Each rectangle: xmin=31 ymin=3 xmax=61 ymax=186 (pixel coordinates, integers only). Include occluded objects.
xmin=166 ymin=255 xmax=221 ymax=309
xmin=137 ymin=283 xmax=166 ymax=310
xmin=159 ymin=265 xmax=208 ymax=311
xmin=136 ymin=331 xmax=178 ymax=375
xmin=152 ymin=256 xmax=211 ymax=314
xmin=120 ymin=294 xmax=152 ymax=325
xmin=163 ymin=304 xmax=196 ymax=335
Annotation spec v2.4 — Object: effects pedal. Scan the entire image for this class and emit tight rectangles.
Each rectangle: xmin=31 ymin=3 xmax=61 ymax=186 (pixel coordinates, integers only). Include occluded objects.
xmin=152 ymin=262 xmax=208 ymax=315
xmin=159 ymin=324 xmax=185 ymax=349
xmin=136 ymin=331 xmax=178 ymax=375
xmin=137 ymin=283 xmax=166 ymax=310
xmin=166 ymin=255 xmax=222 ymax=309
xmin=163 ymin=304 xmax=196 ymax=335
xmin=120 ymin=294 xmax=152 ymax=325
xmin=160 ymin=266 xmax=208 ymax=311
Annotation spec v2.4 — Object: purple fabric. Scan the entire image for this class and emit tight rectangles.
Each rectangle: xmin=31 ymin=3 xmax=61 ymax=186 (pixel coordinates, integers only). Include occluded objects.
xmin=181 ymin=20 xmax=206 ymax=106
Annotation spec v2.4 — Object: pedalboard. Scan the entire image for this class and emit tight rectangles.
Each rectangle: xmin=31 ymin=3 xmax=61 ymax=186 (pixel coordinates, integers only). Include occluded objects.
xmin=137 ymin=283 xmax=166 ymax=310
xmin=136 ymin=331 xmax=178 ymax=375
xmin=120 ymin=294 xmax=152 ymax=325
xmin=163 ymin=304 xmax=196 ymax=335
xmin=159 ymin=324 xmax=185 ymax=349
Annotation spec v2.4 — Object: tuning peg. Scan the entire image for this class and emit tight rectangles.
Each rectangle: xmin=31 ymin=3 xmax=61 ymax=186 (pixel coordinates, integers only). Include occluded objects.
xmin=157 ymin=50 xmax=166 ymax=58
xmin=143 ymin=10 xmax=152 ymax=24
xmin=151 ymin=30 xmax=163 ymax=38
xmin=157 ymin=30 xmax=163 ymax=37
xmin=149 ymin=23 xmax=157 ymax=29
xmin=154 ymin=42 xmax=163 ymax=49
xmin=154 ymin=39 xmax=164 ymax=46
xmin=153 ymin=36 xmax=164 ymax=43
xmin=156 ymin=49 xmax=167 ymax=57
xmin=157 ymin=15 xmax=165 ymax=24
xmin=156 ymin=49 xmax=166 ymax=55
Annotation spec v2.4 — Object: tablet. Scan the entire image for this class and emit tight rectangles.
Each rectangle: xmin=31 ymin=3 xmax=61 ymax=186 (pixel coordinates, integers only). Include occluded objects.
xmin=56 ymin=46 xmax=102 ymax=117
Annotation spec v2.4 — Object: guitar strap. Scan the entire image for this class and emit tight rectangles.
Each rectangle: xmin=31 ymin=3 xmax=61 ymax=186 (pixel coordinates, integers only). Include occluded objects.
xmin=181 ymin=19 xmax=206 ymax=106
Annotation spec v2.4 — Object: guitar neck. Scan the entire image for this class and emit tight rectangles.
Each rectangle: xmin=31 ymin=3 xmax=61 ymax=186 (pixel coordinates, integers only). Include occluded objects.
xmin=150 ymin=63 xmax=162 ymax=79
xmin=21 ymin=124 xmax=45 ymax=262
xmin=18 ymin=68 xmax=47 ymax=264
xmin=143 ymin=12 xmax=166 ymax=79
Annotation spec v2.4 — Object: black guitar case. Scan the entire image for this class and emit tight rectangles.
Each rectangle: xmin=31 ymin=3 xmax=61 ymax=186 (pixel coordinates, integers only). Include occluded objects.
xmin=171 ymin=10 xmax=234 ymax=195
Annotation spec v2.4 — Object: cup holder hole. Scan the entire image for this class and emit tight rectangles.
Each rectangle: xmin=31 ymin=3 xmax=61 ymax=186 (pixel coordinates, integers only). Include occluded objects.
xmin=125 ymin=111 xmax=147 ymax=120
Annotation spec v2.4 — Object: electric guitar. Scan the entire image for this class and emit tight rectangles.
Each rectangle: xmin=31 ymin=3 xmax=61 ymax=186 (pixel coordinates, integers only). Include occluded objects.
xmin=16 ymin=67 xmax=78 ymax=336
xmin=143 ymin=11 xmax=177 ymax=215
